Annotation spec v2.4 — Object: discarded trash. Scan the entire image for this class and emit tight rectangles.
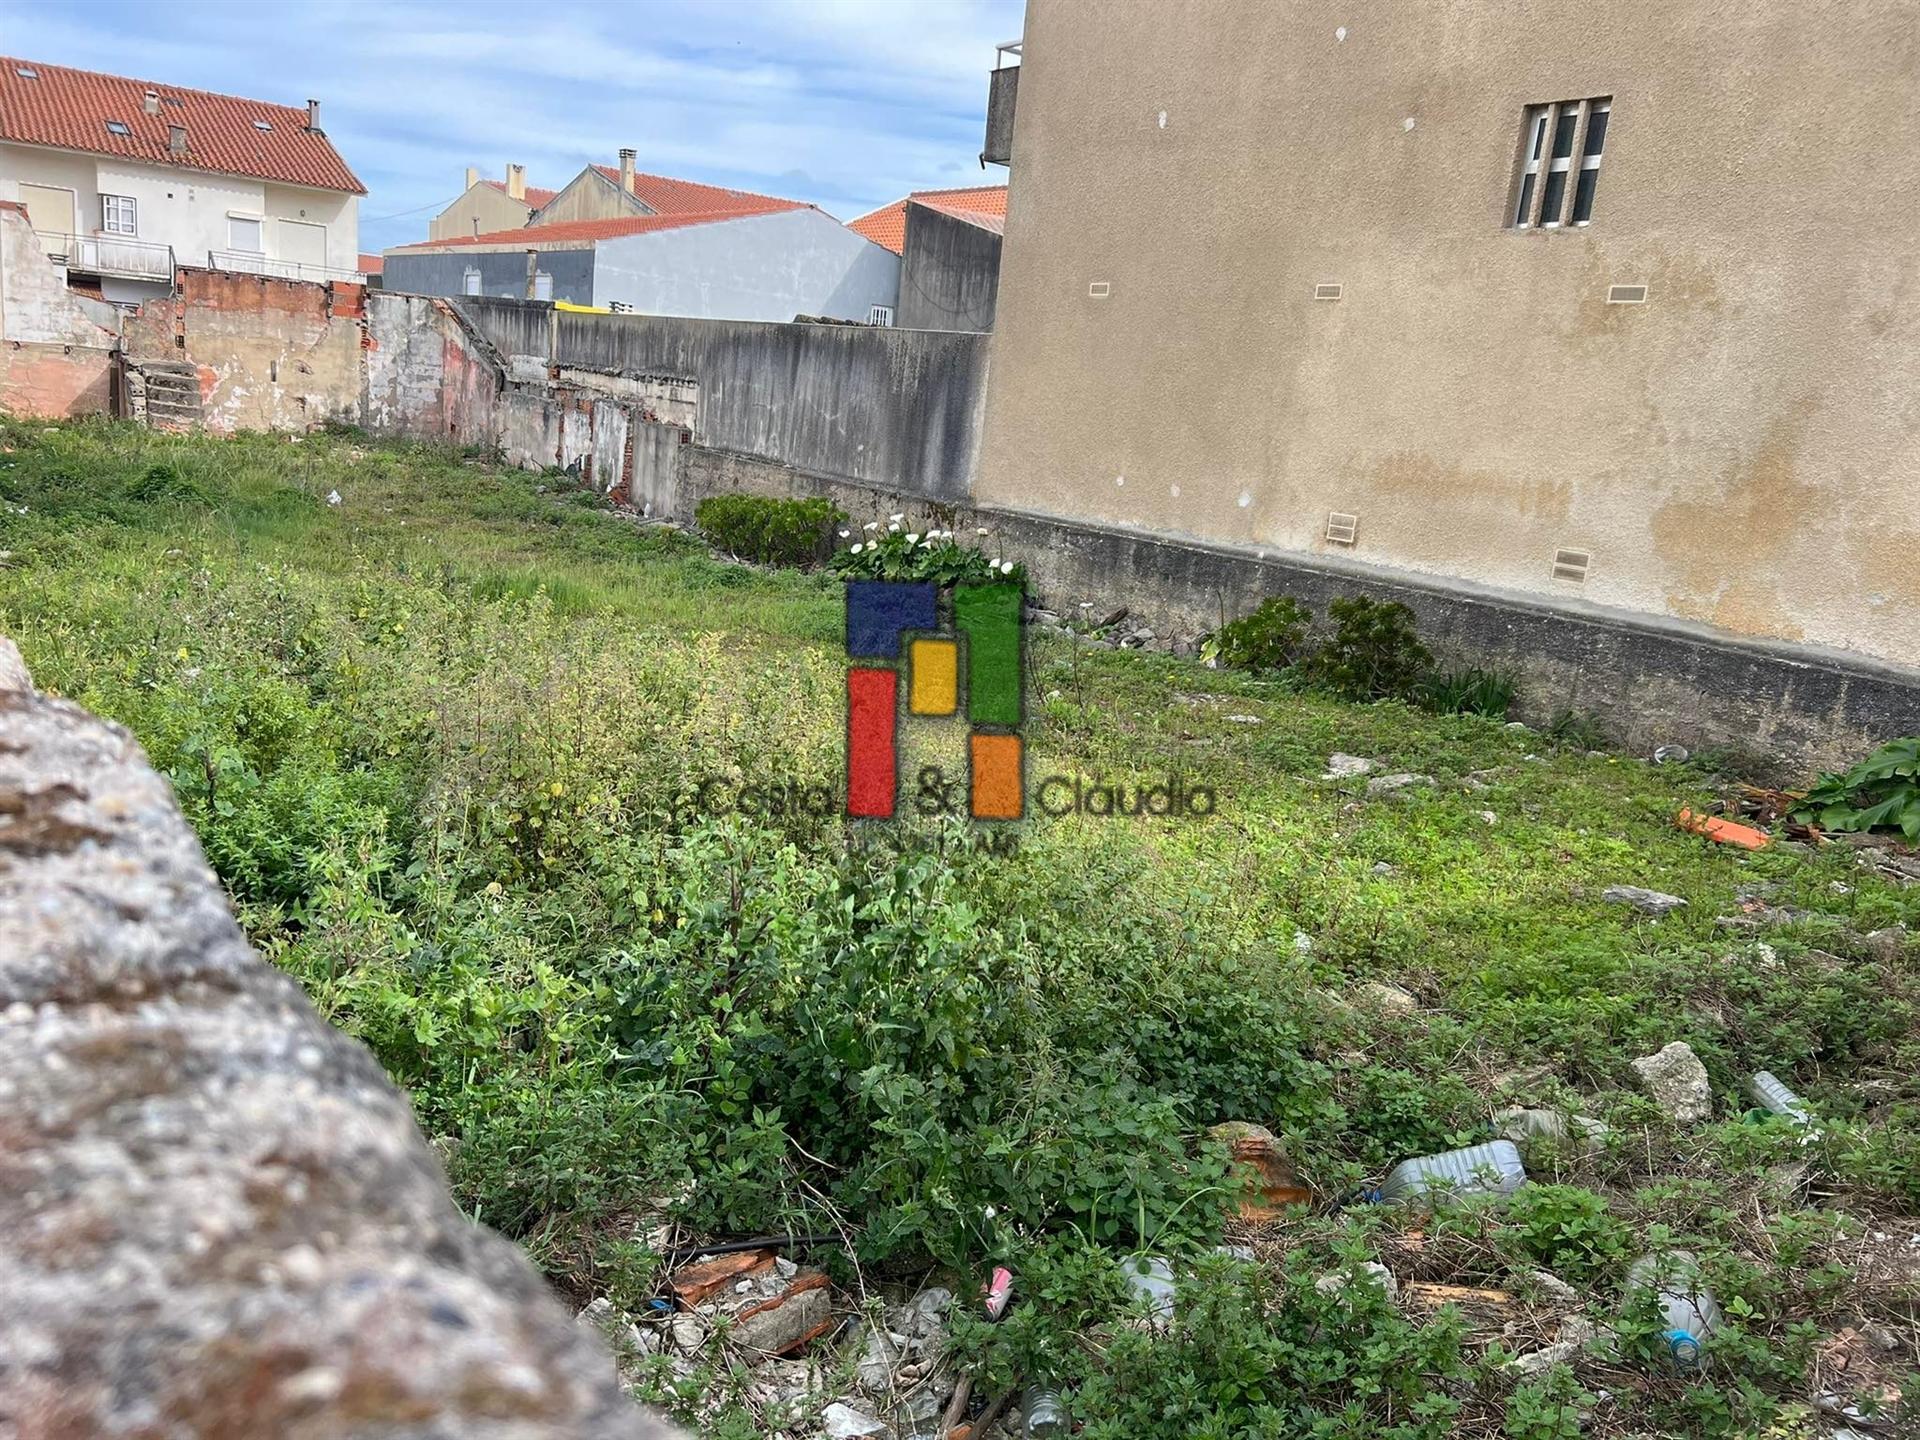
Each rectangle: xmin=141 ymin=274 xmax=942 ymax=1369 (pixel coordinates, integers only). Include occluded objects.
xmin=1375 ymin=1140 xmax=1526 ymax=1207
xmin=821 ymin=1400 xmax=888 ymax=1439
xmin=1747 ymin=1071 xmax=1813 ymax=1125
xmin=983 ymin=1266 xmax=1014 ymax=1320
xmin=1495 ymin=1106 xmax=1611 ymax=1155
xmin=1021 ymin=1386 xmax=1069 ymax=1437
xmin=1123 ymin=1254 xmax=1175 ymax=1321
xmin=1314 ymin=1261 xmax=1399 ymax=1306
xmin=1208 ymin=1120 xmax=1312 ymax=1220
xmin=1625 ymin=1252 xmax=1723 ymax=1370
xmin=1677 ymin=808 xmax=1771 ymax=850
xmin=325 ymin=489 xmax=342 ymax=506
xmin=1652 ymin=744 xmax=1690 ymax=764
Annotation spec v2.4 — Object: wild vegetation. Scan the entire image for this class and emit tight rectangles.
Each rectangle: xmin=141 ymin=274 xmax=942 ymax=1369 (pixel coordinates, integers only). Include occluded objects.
xmin=1 ymin=418 xmax=1915 ymax=1439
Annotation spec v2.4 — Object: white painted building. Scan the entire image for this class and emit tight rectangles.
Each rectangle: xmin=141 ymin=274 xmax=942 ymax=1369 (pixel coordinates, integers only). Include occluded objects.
xmin=0 ymin=57 xmax=364 ymax=303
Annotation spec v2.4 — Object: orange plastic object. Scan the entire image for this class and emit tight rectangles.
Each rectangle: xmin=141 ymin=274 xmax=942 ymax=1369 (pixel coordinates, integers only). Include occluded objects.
xmin=1677 ymin=808 xmax=1772 ymax=850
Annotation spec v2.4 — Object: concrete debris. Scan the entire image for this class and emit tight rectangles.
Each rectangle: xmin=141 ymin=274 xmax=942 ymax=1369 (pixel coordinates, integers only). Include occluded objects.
xmin=1508 ymin=1315 xmax=1597 ymax=1377
xmin=1525 ymin=1270 xmax=1582 ymax=1306
xmin=1315 ymin=1261 xmax=1400 ymax=1307
xmin=667 ymin=1246 xmax=833 ymax=1362
xmin=1602 ymin=885 xmax=1689 ymax=916
xmin=1323 ymin=752 xmax=1375 ymax=779
xmin=1630 ymin=1041 xmax=1714 ymax=1123
xmin=1863 ymin=926 xmax=1908 ymax=964
xmin=1366 ymin=772 xmax=1434 ymax=797
xmin=1357 ymin=980 xmax=1419 ymax=1015
xmin=822 ymin=1400 xmax=891 ymax=1438
xmin=855 ymin=1286 xmax=955 ymax=1398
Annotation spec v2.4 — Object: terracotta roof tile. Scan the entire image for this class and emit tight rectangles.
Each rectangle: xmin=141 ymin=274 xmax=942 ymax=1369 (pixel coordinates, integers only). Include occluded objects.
xmin=386 ymin=207 xmax=794 ymax=252
xmin=357 ymin=252 xmax=383 ymax=274
xmin=587 ymin=164 xmax=806 ymax=216
xmin=0 ymin=56 xmax=364 ymax=194
xmin=848 ymin=185 xmax=1007 ymax=254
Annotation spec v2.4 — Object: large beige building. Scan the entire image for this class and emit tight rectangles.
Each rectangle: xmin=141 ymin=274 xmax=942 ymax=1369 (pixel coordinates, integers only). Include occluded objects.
xmin=977 ymin=1 xmax=1920 ymax=670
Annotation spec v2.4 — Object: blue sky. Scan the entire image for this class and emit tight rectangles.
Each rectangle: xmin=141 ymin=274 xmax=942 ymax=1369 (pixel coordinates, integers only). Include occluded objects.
xmin=5 ymin=0 xmax=1025 ymax=251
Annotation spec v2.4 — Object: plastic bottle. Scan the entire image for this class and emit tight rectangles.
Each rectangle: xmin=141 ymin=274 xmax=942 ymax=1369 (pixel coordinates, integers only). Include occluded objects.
xmin=1376 ymin=1140 xmax=1526 ymax=1206
xmin=1022 ymin=1386 xmax=1068 ymax=1438
xmin=1122 ymin=1254 xmax=1175 ymax=1320
xmin=1747 ymin=1071 xmax=1812 ymax=1125
xmin=1625 ymin=1251 xmax=1723 ymax=1369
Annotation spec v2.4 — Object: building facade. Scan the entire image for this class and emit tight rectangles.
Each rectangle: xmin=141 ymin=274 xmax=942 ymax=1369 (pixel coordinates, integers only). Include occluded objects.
xmin=975 ymin=1 xmax=1920 ymax=671
xmin=0 ymin=58 xmax=363 ymax=302
xmin=428 ymin=165 xmax=553 ymax=241
xmin=850 ymin=186 xmax=1006 ymax=331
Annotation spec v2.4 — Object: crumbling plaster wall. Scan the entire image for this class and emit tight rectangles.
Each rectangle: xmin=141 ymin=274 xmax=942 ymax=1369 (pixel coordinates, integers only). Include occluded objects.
xmin=0 ymin=201 xmax=119 ymax=417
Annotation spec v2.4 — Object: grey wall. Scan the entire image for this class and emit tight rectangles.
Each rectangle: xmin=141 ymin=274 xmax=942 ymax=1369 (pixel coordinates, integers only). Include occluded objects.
xmin=898 ymin=203 xmax=1002 ymax=332
xmin=457 ymin=299 xmax=989 ymax=502
xmin=590 ymin=209 xmax=900 ymax=322
xmin=381 ymin=247 xmax=593 ymax=305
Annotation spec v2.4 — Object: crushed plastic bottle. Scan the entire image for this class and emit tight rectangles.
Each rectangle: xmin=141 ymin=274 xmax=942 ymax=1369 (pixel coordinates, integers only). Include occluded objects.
xmin=1022 ymin=1386 xmax=1068 ymax=1438
xmin=1375 ymin=1140 xmax=1526 ymax=1206
xmin=1747 ymin=1071 xmax=1812 ymax=1125
xmin=1626 ymin=1251 xmax=1723 ymax=1370
xmin=1122 ymin=1254 xmax=1175 ymax=1320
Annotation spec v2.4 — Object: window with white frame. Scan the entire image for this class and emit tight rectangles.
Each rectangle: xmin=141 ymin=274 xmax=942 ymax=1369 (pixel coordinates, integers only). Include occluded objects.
xmin=867 ymin=304 xmax=895 ymax=326
xmin=101 ymin=194 xmax=137 ymax=236
xmin=463 ymin=267 xmax=482 ymax=296
xmin=228 ymin=214 xmax=263 ymax=252
xmin=532 ymin=271 xmax=554 ymax=301
xmin=1513 ymin=97 xmax=1610 ymax=228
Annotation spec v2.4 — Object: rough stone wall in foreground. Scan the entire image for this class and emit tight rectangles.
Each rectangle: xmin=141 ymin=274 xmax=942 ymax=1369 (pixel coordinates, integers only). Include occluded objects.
xmin=0 ymin=639 xmax=669 ymax=1439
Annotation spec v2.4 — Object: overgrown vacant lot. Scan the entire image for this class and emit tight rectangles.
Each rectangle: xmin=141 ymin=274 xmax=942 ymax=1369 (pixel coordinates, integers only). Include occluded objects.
xmin=2 ymin=418 xmax=1915 ymax=1439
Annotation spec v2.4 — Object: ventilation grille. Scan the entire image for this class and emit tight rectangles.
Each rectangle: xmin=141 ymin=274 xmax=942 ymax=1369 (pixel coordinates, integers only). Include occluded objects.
xmin=1087 ymin=281 xmax=1111 ymax=299
xmin=1325 ymin=512 xmax=1358 ymax=545
xmin=1314 ymin=283 xmax=1344 ymax=301
xmin=1552 ymin=548 xmax=1591 ymax=583
xmin=1606 ymin=284 xmax=1648 ymax=304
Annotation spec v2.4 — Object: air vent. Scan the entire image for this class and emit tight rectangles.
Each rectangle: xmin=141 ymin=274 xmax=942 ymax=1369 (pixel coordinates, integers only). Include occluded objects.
xmin=1606 ymin=284 xmax=1648 ymax=304
xmin=1326 ymin=512 xmax=1358 ymax=545
xmin=1552 ymin=548 xmax=1591 ymax=583
xmin=1087 ymin=281 xmax=1111 ymax=299
xmin=1314 ymin=283 xmax=1344 ymax=301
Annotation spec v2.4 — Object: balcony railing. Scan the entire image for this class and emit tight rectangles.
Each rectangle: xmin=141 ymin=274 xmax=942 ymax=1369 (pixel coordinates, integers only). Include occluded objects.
xmin=207 ymin=249 xmax=364 ymax=284
xmin=37 ymin=231 xmax=175 ymax=282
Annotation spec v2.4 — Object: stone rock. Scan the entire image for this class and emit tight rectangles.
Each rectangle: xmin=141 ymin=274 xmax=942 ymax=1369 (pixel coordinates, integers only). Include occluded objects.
xmin=1863 ymin=926 xmax=1907 ymax=964
xmin=1323 ymin=753 xmax=1375 ymax=779
xmin=1314 ymin=1261 xmax=1399 ymax=1306
xmin=1526 ymin=1270 xmax=1582 ymax=1306
xmin=734 ymin=1284 xmax=834 ymax=1360
xmin=822 ymin=1400 xmax=890 ymax=1439
xmin=1366 ymin=772 xmax=1433 ymax=797
xmin=1603 ymin=885 xmax=1689 ymax=916
xmin=1762 ymin=1161 xmax=1811 ymax=1208
xmin=1630 ymin=1041 xmax=1714 ymax=1123
xmin=671 ymin=1312 xmax=709 ymax=1352
xmin=1371 ymin=860 xmax=1396 ymax=876
xmin=0 ymin=637 xmax=29 ymax=692
xmin=1357 ymin=980 xmax=1419 ymax=1015
xmin=1509 ymin=1315 xmax=1597 ymax=1377
xmin=0 ymin=681 xmax=669 ymax=1436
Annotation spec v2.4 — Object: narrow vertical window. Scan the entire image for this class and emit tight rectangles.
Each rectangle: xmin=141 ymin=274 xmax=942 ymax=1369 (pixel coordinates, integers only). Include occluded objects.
xmin=1514 ymin=108 xmax=1546 ymax=225
xmin=463 ymin=267 xmax=482 ymax=296
xmin=1572 ymin=101 xmax=1608 ymax=223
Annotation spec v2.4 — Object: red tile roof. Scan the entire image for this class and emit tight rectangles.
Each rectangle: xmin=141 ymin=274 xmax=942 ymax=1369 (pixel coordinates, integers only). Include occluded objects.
xmin=848 ymin=186 xmax=1008 ymax=254
xmin=587 ymin=165 xmax=805 ymax=217
xmin=386 ymin=207 xmax=795 ymax=252
xmin=480 ymin=178 xmax=560 ymax=209
xmin=0 ymin=56 xmax=364 ymax=194
xmin=357 ymin=252 xmax=383 ymax=275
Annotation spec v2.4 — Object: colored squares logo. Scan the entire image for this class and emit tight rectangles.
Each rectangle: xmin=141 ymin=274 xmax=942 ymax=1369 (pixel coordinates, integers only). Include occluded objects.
xmin=844 ymin=577 xmax=1024 ymax=820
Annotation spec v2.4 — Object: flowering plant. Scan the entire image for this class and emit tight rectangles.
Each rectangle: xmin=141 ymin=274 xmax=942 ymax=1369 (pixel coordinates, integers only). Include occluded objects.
xmin=829 ymin=515 xmax=1025 ymax=588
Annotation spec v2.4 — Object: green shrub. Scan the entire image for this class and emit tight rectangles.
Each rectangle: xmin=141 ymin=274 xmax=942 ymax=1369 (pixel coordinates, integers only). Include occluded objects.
xmin=1300 ymin=595 xmax=1433 ymax=701
xmin=1203 ymin=596 xmax=1313 ymax=672
xmin=1418 ymin=666 xmax=1518 ymax=718
xmin=1502 ymin=1183 xmax=1631 ymax=1283
xmin=695 ymin=493 xmax=845 ymax=569
xmin=1793 ymin=736 xmax=1920 ymax=840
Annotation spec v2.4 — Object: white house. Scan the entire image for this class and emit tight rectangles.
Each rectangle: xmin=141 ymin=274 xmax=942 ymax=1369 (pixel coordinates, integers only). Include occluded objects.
xmin=0 ymin=57 xmax=364 ymax=303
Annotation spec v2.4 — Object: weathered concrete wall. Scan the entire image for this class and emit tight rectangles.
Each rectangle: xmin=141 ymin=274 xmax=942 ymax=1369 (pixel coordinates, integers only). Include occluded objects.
xmin=383 ymin=246 xmax=595 ymax=305
xmin=898 ymin=203 xmax=1001 ymax=332
xmin=981 ymin=0 xmax=1920 ymax=670
xmin=364 ymin=290 xmax=502 ymax=446
xmin=122 ymin=268 xmax=367 ymax=434
xmin=455 ymin=299 xmax=989 ymax=503
xmin=0 ymin=649 xmax=670 ymax=1438
xmin=679 ymin=446 xmax=1920 ymax=773
xmin=0 ymin=202 xmax=119 ymax=418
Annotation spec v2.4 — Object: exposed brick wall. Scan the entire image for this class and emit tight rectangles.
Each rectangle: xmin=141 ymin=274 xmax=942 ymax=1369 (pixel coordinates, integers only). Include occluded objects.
xmin=0 ymin=206 xmax=120 ymax=420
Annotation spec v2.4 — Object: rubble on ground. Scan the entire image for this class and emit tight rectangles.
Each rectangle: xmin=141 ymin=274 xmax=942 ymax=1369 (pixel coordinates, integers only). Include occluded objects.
xmin=1630 ymin=1041 xmax=1714 ymax=1123
xmin=1603 ymin=885 xmax=1690 ymax=916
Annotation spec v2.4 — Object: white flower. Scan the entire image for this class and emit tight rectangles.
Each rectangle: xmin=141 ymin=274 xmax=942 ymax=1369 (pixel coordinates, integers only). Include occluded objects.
xmin=922 ymin=536 xmax=936 ymax=547
xmin=863 ymin=521 xmax=879 ymax=532
xmin=999 ymin=559 xmax=1015 ymax=574
xmin=984 ymin=1205 xmax=998 ymax=1220
xmin=851 ymin=543 xmax=864 ymax=554
xmin=839 ymin=529 xmax=850 ymax=538
xmin=976 ymin=527 xmax=990 ymax=536
xmin=906 ymin=533 xmax=919 ymax=544
xmin=1079 ymin=601 xmax=1094 ymax=610
xmin=889 ymin=512 xmax=905 ymax=523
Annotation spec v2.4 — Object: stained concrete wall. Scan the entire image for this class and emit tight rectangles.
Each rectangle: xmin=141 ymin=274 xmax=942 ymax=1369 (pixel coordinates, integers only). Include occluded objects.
xmin=454 ymin=299 xmax=989 ymax=502
xmin=363 ymin=291 xmax=501 ymax=447
xmin=898 ymin=203 xmax=1001 ymax=332
xmin=382 ymin=246 xmax=594 ymax=304
xmin=590 ymin=209 xmax=901 ymax=322
xmin=979 ymin=0 xmax=1920 ymax=671
xmin=0 ymin=203 xmax=120 ymax=417
xmin=121 ymin=268 xmax=367 ymax=434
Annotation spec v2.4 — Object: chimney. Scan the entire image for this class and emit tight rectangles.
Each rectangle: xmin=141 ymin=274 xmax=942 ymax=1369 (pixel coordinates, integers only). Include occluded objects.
xmin=465 ymin=165 xmax=479 ymax=190
xmin=506 ymin=163 xmax=526 ymax=201
xmin=142 ymin=89 xmax=160 ymax=117
xmin=306 ymin=99 xmax=321 ymax=132
xmin=618 ymin=148 xmax=636 ymax=195
xmin=168 ymin=125 xmax=188 ymax=157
